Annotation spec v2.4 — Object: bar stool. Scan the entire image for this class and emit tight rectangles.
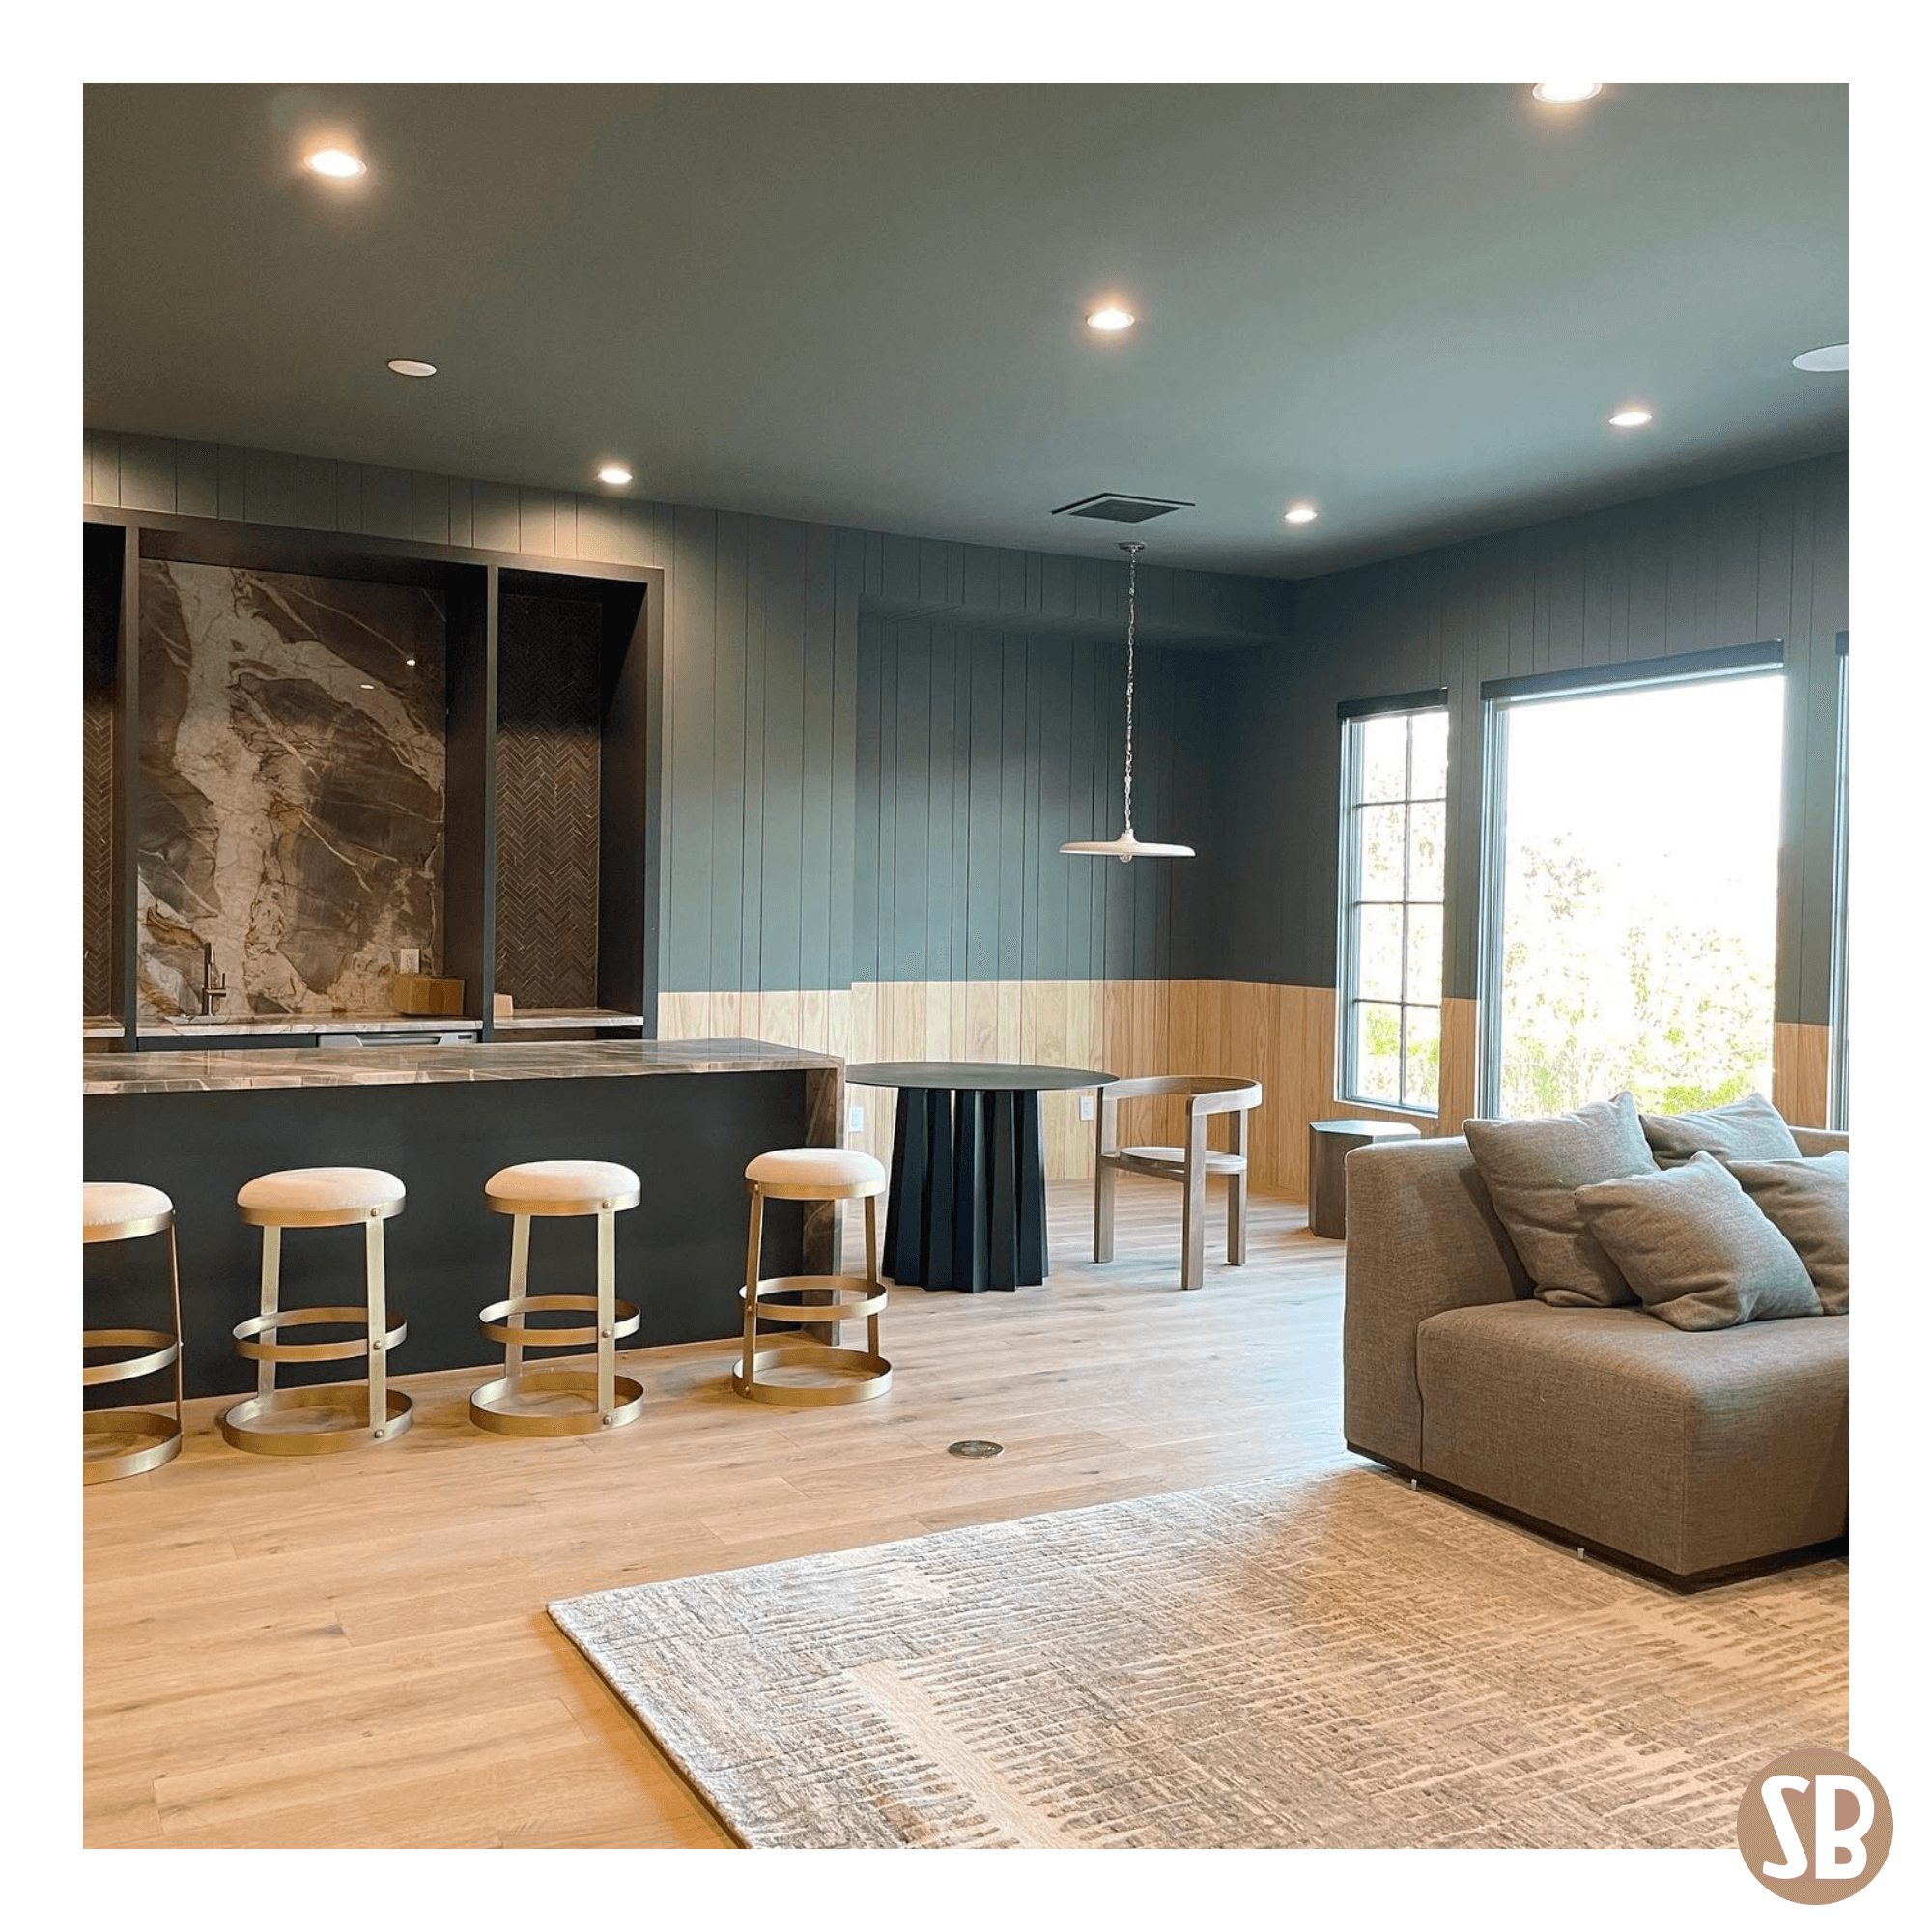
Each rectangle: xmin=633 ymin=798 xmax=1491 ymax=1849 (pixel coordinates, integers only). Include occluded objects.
xmin=469 ymin=1160 xmax=645 ymax=1435
xmin=82 ymin=1182 xmax=185 ymax=1483
xmin=220 ymin=1167 xmax=412 ymax=1456
xmin=732 ymin=1147 xmax=892 ymax=1406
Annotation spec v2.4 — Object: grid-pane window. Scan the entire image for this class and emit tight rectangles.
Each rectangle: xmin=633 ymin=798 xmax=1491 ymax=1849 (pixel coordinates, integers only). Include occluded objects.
xmin=1339 ymin=702 xmax=1448 ymax=1111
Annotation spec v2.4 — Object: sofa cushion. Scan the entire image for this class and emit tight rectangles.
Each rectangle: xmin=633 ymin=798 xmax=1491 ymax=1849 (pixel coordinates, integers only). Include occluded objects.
xmin=1640 ymin=1091 xmax=1801 ymax=1168
xmin=1462 ymin=1092 xmax=1654 ymax=1307
xmin=1727 ymin=1151 xmax=1849 ymax=1315
xmin=1572 ymin=1151 xmax=1822 ymax=1330
xmin=1414 ymin=1299 xmax=1848 ymax=1576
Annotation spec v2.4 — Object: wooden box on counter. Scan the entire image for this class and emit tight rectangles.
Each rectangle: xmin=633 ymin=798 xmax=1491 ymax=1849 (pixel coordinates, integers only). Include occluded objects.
xmin=391 ymin=974 xmax=466 ymax=1016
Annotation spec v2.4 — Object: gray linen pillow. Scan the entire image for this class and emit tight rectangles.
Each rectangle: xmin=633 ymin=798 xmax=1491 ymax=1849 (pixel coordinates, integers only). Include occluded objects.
xmin=1463 ymin=1091 xmax=1656 ymax=1307
xmin=1726 ymin=1151 xmax=1849 ymax=1315
xmin=1572 ymin=1151 xmax=1822 ymax=1330
xmin=1640 ymin=1092 xmax=1801 ymax=1168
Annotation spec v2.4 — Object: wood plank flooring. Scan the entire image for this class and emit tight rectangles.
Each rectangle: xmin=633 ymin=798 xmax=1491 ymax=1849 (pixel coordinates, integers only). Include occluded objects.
xmin=85 ymin=1178 xmax=1357 ymax=1850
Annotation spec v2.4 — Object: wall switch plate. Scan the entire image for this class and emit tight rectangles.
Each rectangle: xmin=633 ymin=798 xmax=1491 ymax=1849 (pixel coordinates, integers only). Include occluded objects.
xmin=1079 ymin=1095 xmax=1096 ymax=1120
xmin=398 ymin=948 xmax=420 ymax=975
xmin=847 ymin=1104 xmax=866 ymax=1132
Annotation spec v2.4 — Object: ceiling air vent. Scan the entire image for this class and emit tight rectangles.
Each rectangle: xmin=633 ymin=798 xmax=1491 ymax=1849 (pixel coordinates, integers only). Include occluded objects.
xmin=1051 ymin=492 xmax=1196 ymax=524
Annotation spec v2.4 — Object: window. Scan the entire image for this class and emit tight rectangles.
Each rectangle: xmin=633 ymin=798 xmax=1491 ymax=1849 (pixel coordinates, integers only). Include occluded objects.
xmin=1476 ymin=645 xmax=1785 ymax=1119
xmin=1828 ymin=634 xmax=1849 ymax=1131
xmin=1337 ymin=693 xmax=1449 ymax=1112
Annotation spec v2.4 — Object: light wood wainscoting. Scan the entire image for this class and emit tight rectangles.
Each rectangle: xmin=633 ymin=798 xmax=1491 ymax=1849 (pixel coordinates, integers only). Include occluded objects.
xmin=660 ymin=984 xmax=1480 ymax=1196
xmin=662 ymin=988 xmax=1833 ymax=1191
xmin=1773 ymin=1022 xmax=1832 ymax=1130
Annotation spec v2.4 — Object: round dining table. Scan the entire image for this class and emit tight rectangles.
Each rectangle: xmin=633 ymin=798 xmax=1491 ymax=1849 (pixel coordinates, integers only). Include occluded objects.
xmin=843 ymin=1062 xmax=1117 ymax=1292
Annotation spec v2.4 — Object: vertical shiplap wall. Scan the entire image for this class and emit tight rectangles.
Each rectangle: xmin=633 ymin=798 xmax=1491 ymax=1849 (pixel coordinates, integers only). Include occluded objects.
xmin=83 ymin=430 xmax=1278 ymax=996
xmin=852 ymin=621 xmax=1226 ymax=984
xmin=1214 ymin=452 xmax=1849 ymax=1025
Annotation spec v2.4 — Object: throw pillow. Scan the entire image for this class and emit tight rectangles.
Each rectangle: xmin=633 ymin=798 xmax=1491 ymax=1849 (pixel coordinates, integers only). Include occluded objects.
xmin=1573 ymin=1151 xmax=1822 ymax=1330
xmin=1726 ymin=1151 xmax=1849 ymax=1315
xmin=1640 ymin=1091 xmax=1802 ymax=1168
xmin=1463 ymin=1091 xmax=1656 ymax=1307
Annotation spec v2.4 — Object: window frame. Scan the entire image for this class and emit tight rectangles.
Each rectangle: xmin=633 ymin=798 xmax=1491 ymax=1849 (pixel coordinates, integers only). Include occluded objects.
xmin=1335 ymin=689 xmax=1450 ymax=1116
xmin=1474 ymin=640 xmax=1787 ymax=1120
xmin=1828 ymin=633 xmax=1850 ymax=1132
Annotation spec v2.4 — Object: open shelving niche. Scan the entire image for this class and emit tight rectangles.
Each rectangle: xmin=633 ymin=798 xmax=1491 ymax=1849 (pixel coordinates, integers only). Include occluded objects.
xmin=80 ymin=510 xmax=665 ymax=1048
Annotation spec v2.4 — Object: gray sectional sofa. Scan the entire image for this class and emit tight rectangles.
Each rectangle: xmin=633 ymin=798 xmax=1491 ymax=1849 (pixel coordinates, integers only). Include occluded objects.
xmin=1341 ymin=1127 xmax=1848 ymax=1587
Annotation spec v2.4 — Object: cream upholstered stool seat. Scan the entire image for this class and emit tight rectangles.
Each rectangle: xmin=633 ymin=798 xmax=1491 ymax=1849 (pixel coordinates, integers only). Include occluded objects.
xmin=733 ymin=1146 xmax=891 ymax=1406
xmin=220 ymin=1165 xmax=412 ymax=1456
xmin=469 ymin=1158 xmax=645 ymax=1436
xmin=82 ymin=1181 xmax=185 ymax=1483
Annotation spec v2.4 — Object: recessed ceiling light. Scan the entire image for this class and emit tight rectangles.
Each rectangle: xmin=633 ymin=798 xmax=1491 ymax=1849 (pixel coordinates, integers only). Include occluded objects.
xmin=1087 ymin=307 xmax=1136 ymax=332
xmin=386 ymin=359 xmax=437 ymax=378
xmin=1284 ymin=503 xmax=1319 ymax=525
xmin=305 ymin=148 xmax=366 ymax=179
xmin=1792 ymin=342 xmax=1849 ymax=373
xmin=1532 ymin=82 xmax=1603 ymax=104
xmin=1608 ymin=406 xmax=1654 ymax=429
xmin=359 ymin=682 xmax=376 ymax=691
xmin=597 ymin=465 xmax=634 ymax=486
xmin=404 ymin=658 xmax=416 ymax=667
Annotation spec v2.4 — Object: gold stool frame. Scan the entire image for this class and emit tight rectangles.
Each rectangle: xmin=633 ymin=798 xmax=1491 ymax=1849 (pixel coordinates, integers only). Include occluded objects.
xmin=83 ymin=1200 xmax=185 ymax=1484
xmin=731 ymin=1170 xmax=892 ymax=1406
xmin=469 ymin=1177 xmax=645 ymax=1436
xmin=219 ymin=1193 xmax=412 ymax=1456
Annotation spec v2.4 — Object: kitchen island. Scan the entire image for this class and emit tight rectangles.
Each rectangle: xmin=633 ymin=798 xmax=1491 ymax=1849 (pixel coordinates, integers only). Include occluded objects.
xmin=83 ymin=1038 xmax=843 ymax=1398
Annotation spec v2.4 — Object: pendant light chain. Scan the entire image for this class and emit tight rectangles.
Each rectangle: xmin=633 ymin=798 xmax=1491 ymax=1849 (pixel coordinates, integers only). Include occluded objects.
xmin=1057 ymin=536 xmax=1192 ymax=861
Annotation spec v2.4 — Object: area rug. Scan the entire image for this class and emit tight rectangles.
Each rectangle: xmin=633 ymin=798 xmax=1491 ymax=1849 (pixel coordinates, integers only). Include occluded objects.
xmin=547 ymin=1468 xmax=1847 ymax=1849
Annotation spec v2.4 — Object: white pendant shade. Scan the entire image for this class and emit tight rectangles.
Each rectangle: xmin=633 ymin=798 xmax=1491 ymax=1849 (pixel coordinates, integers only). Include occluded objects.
xmin=1063 ymin=539 xmax=1193 ymax=865
xmin=1062 ymin=829 xmax=1196 ymax=864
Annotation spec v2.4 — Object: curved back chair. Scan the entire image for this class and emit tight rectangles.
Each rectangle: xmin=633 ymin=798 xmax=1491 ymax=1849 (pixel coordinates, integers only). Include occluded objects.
xmin=1094 ymin=1075 xmax=1264 ymax=1290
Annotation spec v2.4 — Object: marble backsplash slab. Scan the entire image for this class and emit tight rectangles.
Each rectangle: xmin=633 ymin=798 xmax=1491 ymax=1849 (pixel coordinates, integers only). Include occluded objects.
xmin=137 ymin=560 xmax=447 ymax=1019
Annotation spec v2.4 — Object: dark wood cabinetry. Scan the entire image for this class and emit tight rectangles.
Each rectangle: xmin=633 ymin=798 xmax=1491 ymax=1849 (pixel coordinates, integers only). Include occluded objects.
xmin=81 ymin=510 xmax=664 ymax=1046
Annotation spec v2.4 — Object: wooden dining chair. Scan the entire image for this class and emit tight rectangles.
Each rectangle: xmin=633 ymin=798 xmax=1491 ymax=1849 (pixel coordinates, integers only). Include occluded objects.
xmin=1094 ymin=1076 xmax=1264 ymax=1290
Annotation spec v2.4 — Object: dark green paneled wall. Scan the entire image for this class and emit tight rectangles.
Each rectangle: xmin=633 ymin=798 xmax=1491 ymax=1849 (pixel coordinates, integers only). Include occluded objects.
xmin=1211 ymin=452 xmax=1849 ymax=1024
xmin=83 ymin=430 xmax=1276 ymax=995
xmin=852 ymin=620 xmax=1226 ymax=984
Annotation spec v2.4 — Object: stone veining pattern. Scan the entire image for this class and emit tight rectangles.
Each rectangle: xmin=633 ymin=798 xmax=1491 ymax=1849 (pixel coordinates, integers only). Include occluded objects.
xmin=136 ymin=560 xmax=446 ymax=1020
xmin=81 ymin=1036 xmax=842 ymax=1095
xmin=550 ymin=1469 xmax=1848 ymax=1850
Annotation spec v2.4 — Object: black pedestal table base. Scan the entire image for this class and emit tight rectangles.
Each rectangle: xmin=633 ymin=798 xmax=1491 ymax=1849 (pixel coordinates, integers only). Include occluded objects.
xmin=884 ymin=1086 xmax=1048 ymax=1291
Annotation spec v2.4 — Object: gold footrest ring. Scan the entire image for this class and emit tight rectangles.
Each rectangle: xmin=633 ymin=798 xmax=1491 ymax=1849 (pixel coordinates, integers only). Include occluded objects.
xmin=233 ymin=1305 xmax=408 ymax=1363
xmin=468 ymin=1367 xmax=646 ymax=1437
xmin=741 ymin=1274 xmax=888 ymax=1323
xmin=82 ymin=1327 xmax=181 ymax=1387
xmin=83 ymin=1408 xmax=184 ymax=1484
xmin=477 ymin=1293 xmax=640 ymax=1350
xmin=218 ymin=1385 xmax=414 ymax=1456
xmin=731 ymin=1343 xmax=893 ymax=1407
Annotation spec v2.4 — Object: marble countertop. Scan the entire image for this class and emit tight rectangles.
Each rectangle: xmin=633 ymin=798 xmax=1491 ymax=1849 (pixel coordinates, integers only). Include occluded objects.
xmin=493 ymin=1009 xmax=646 ymax=1030
xmin=84 ymin=1037 xmax=841 ymax=1096
xmin=133 ymin=1012 xmax=481 ymax=1037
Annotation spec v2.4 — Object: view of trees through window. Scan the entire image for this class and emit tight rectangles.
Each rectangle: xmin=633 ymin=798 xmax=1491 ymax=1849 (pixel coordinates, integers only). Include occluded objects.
xmin=1490 ymin=672 xmax=1784 ymax=1118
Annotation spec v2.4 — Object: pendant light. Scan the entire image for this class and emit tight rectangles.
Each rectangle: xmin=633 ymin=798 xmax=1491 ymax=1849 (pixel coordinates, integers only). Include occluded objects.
xmin=1062 ymin=541 xmax=1195 ymax=863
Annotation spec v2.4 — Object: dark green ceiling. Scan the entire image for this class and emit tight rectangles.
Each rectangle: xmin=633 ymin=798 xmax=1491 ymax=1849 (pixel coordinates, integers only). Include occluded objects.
xmin=85 ymin=82 xmax=1848 ymax=579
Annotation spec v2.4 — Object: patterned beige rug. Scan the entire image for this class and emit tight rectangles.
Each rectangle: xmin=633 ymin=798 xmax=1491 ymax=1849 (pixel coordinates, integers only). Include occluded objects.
xmin=548 ymin=1468 xmax=1847 ymax=1849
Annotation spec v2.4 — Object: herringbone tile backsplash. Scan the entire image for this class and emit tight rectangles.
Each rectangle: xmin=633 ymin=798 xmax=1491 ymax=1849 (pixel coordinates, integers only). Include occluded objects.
xmin=496 ymin=594 xmax=603 ymax=1009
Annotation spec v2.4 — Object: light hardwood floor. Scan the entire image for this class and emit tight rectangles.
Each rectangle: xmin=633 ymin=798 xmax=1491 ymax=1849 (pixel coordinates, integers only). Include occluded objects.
xmin=85 ymin=1177 xmax=1359 ymax=1850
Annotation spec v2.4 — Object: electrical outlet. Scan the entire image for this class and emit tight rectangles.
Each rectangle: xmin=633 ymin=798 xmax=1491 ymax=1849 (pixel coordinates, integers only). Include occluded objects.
xmin=847 ymin=1104 xmax=866 ymax=1133
xmin=398 ymin=948 xmax=420 ymax=975
xmin=1079 ymin=1095 xmax=1096 ymax=1121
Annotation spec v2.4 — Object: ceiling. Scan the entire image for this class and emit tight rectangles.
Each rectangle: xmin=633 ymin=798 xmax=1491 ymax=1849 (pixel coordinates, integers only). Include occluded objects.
xmin=84 ymin=83 xmax=1849 ymax=581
